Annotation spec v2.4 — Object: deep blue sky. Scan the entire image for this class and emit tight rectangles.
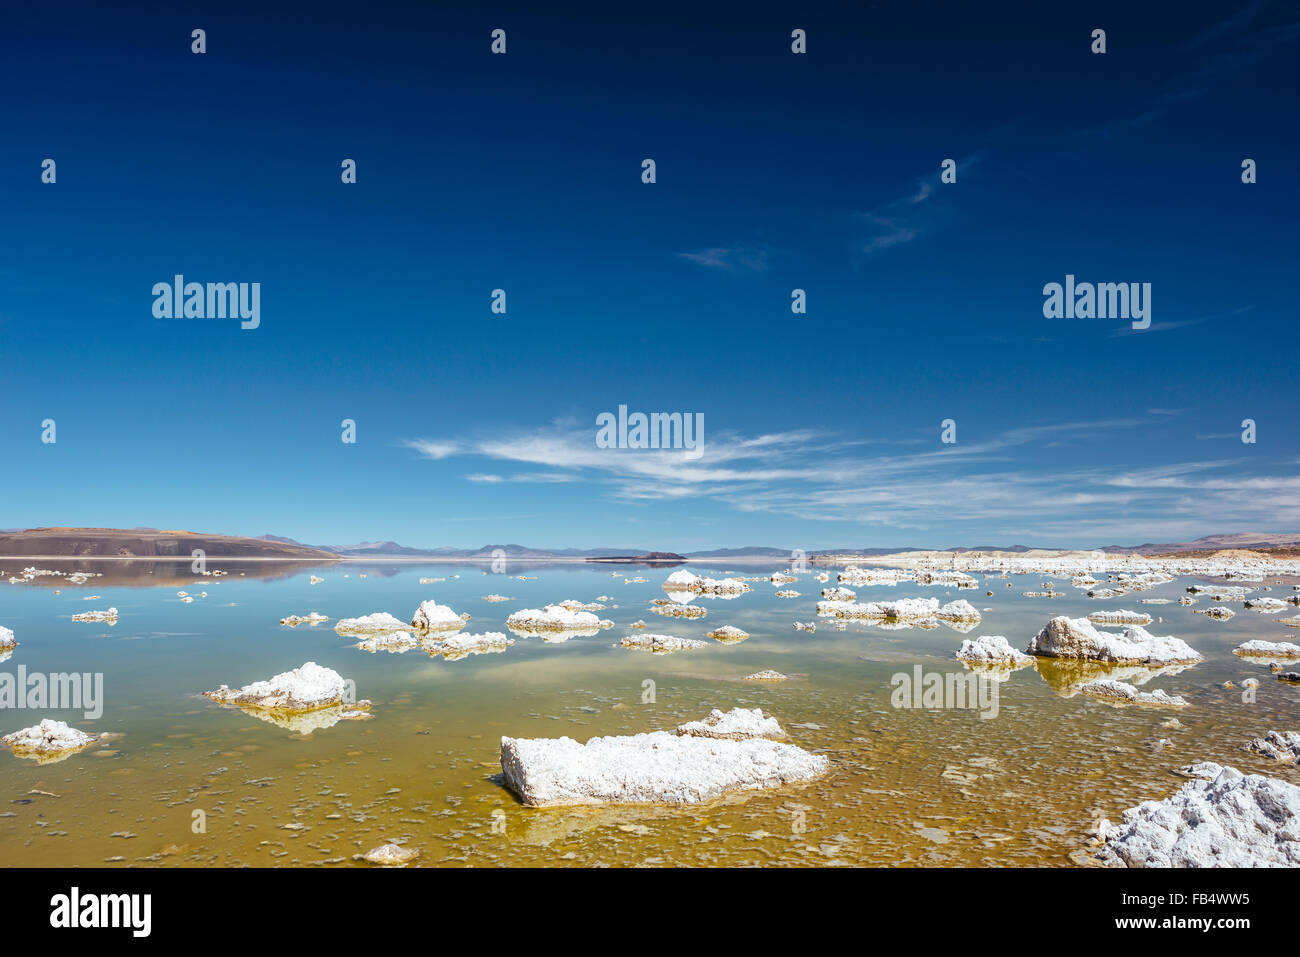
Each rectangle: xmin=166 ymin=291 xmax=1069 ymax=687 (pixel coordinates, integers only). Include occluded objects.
xmin=1 ymin=1 xmax=1296 ymax=550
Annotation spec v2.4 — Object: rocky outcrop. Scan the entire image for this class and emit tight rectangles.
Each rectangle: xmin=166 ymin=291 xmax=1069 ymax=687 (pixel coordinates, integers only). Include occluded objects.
xmin=1027 ymin=616 xmax=1201 ymax=665
xmin=499 ymin=709 xmax=826 ymax=807
xmin=1098 ymin=765 xmax=1300 ymax=867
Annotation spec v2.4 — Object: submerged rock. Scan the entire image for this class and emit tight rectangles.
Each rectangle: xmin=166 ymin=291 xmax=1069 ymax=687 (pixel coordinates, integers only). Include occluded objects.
xmin=1099 ymin=765 xmax=1300 ymax=867
xmin=1035 ymin=658 xmax=1193 ymax=699
xmin=363 ymin=843 xmax=418 ymax=866
xmin=1244 ymin=731 xmax=1300 ymax=764
xmin=500 ymin=710 xmax=826 ymax=806
xmin=1027 ymin=616 xmax=1201 ymax=665
xmin=1078 ymin=679 xmax=1187 ymax=708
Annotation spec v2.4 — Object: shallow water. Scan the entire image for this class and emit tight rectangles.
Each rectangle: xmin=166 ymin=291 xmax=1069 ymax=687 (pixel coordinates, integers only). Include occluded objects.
xmin=1 ymin=560 xmax=1297 ymax=867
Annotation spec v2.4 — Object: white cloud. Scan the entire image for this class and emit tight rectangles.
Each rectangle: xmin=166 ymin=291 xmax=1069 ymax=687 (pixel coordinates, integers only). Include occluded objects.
xmin=402 ymin=412 xmax=1299 ymax=538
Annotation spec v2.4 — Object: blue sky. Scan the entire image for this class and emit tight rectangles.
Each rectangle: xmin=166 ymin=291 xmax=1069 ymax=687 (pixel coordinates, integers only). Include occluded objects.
xmin=1 ymin=1 xmax=1296 ymax=550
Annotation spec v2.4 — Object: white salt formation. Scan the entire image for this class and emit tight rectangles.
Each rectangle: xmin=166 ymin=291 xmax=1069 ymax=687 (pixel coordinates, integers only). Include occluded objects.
xmin=676 ymin=707 xmax=784 ymax=740
xmin=0 ymin=626 xmax=15 ymax=649
xmin=335 ymin=612 xmax=410 ymax=634
xmin=913 ymin=570 xmax=978 ymax=588
xmin=1078 ymin=679 xmax=1187 ymax=708
xmin=205 ymin=661 xmax=349 ymax=712
xmin=2 ymin=719 xmax=97 ymax=761
xmin=620 ymin=634 xmax=708 ymax=653
xmin=280 ymin=612 xmax=329 ymax=626
xmin=955 ymin=635 xmax=1034 ymax=666
xmin=1099 ymin=765 xmax=1300 ymax=867
xmin=706 ymin=625 xmax=750 ymax=643
xmin=650 ymin=603 xmax=707 ymax=619
xmin=1244 ymin=731 xmax=1300 ymax=764
xmin=355 ymin=631 xmax=420 ymax=653
xmin=1233 ymin=640 xmax=1300 ymax=660
xmin=1195 ymin=606 xmax=1235 ymax=620
xmin=817 ymin=597 xmax=939 ymax=620
xmin=743 ymin=670 xmax=790 ymax=681
xmin=1244 ymin=597 xmax=1287 ymax=612
xmin=820 ymin=587 xmax=856 ymax=601
xmin=71 ymin=607 xmax=118 ymax=622
xmin=1087 ymin=610 xmax=1153 ymax=626
xmin=410 ymin=599 xmax=467 ymax=633
xmin=838 ymin=566 xmax=910 ymax=586
xmin=427 ymin=632 xmax=514 ymax=660
xmin=363 ymin=843 xmax=418 ymax=866
xmin=500 ymin=709 xmax=826 ymax=806
xmin=506 ymin=605 xmax=613 ymax=633
xmin=662 ymin=570 xmax=750 ymax=596
xmin=1027 ymin=617 xmax=1201 ymax=665
xmin=935 ymin=599 xmax=981 ymax=621
xmin=1186 ymin=585 xmax=1252 ymax=597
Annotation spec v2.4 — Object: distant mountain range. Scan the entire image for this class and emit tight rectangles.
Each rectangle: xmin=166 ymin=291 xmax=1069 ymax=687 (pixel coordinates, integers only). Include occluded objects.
xmin=1096 ymin=533 xmax=1300 ymax=554
xmin=0 ymin=528 xmax=336 ymax=559
xmin=2 ymin=528 xmax=1297 ymax=561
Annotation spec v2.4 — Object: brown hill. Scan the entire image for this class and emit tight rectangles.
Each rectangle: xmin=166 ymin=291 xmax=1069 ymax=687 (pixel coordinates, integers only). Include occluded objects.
xmin=0 ymin=528 xmax=338 ymax=560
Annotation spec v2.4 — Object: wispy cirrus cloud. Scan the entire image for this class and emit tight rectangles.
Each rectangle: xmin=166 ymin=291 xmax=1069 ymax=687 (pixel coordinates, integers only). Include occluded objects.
xmin=1084 ymin=3 xmax=1300 ymax=140
xmin=1110 ymin=306 xmax=1254 ymax=338
xmin=401 ymin=411 xmax=1300 ymax=540
xmin=677 ymin=245 xmax=770 ymax=271
xmin=855 ymin=154 xmax=982 ymax=256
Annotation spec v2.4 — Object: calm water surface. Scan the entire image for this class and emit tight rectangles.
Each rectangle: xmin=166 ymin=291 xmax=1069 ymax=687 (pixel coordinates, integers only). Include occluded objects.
xmin=1 ymin=560 xmax=1297 ymax=867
